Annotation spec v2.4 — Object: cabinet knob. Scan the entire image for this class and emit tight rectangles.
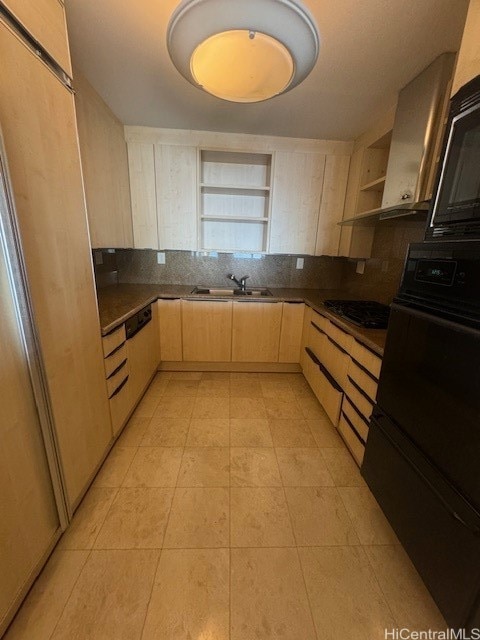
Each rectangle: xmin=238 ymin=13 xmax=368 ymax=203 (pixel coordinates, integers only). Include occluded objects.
xmin=401 ymin=193 xmax=411 ymax=201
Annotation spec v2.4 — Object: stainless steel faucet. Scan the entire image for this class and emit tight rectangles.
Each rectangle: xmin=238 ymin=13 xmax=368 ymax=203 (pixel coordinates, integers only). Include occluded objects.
xmin=227 ymin=273 xmax=249 ymax=291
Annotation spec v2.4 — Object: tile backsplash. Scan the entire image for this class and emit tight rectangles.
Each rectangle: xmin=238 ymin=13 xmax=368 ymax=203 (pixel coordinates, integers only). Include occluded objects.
xmin=93 ymin=217 xmax=426 ymax=302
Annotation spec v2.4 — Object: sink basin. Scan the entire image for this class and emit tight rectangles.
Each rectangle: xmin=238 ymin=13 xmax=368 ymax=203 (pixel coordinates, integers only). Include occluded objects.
xmin=191 ymin=286 xmax=272 ymax=297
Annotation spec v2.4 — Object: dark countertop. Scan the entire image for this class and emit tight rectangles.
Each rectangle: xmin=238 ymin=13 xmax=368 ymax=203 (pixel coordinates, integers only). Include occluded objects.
xmin=97 ymin=283 xmax=387 ymax=355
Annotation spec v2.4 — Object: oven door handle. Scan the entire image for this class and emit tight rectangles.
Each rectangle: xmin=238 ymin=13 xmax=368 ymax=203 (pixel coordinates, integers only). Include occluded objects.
xmin=391 ymin=301 xmax=480 ymax=336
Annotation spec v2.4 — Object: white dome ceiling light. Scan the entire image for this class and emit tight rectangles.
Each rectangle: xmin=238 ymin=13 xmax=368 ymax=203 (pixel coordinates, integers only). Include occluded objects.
xmin=167 ymin=0 xmax=320 ymax=103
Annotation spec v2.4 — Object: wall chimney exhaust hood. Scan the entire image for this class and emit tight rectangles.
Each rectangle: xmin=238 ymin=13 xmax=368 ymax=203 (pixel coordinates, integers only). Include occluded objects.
xmin=378 ymin=52 xmax=456 ymax=220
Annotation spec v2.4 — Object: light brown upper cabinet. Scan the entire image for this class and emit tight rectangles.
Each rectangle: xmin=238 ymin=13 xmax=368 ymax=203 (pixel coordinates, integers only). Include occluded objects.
xmin=128 ymin=142 xmax=159 ymax=249
xmin=232 ymin=301 xmax=283 ymax=362
xmin=269 ymin=151 xmax=326 ymax=254
xmin=451 ymin=0 xmax=480 ymax=95
xmin=155 ymin=144 xmax=198 ymax=250
xmin=315 ymin=155 xmax=351 ymax=256
xmin=74 ymin=71 xmax=133 ymax=249
xmin=181 ymin=300 xmax=233 ymax=362
xmin=3 ymin=0 xmax=71 ymax=74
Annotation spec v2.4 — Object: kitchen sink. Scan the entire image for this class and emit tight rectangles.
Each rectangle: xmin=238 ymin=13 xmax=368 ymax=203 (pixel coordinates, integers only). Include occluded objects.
xmin=191 ymin=286 xmax=272 ymax=297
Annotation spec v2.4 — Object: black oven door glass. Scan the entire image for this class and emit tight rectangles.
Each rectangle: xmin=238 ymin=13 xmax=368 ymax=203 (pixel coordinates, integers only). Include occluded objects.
xmin=432 ymin=104 xmax=480 ymax=226
xmin=377 ymin=303 xmax=480 ymax=510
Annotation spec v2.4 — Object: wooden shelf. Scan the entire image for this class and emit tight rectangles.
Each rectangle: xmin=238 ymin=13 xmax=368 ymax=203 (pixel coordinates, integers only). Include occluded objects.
xmin=200 ymin=184 xmax=270 ymax=193
xmin=201 ymin=215 xmax=268 ymax=223
xmin=360 ymin=176 xmax=386 ymax=192
xmin=339 ymin=207 xmax=383 ymax=225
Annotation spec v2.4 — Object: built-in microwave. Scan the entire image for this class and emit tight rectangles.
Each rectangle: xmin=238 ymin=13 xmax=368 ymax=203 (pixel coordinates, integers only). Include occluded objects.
xmin=427 ymin=74 xmax=480 ymax=240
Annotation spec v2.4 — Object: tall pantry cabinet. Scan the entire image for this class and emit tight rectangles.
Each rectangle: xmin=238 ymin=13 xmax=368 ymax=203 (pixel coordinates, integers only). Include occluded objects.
xmin=0 ymin=0 xmax=111 ymax=542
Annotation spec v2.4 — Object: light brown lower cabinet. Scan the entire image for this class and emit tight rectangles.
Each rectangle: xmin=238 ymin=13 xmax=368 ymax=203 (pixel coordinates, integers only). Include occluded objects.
xmin=232 ymin=301 xmax=283 ymax=362
xmin=127 ymin=305 xmax=160 ymax=406
xmin=278 ymin=302 xmax=305 ymax=363
xmin=181 ymin=300 xmax=233 ymax=361
xmin=157 ymin=299 xmax=183 ymax=361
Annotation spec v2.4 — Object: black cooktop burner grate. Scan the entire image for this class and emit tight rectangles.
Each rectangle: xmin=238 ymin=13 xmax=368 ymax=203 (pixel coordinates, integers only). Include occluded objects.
xmin=323 ymin=300 xmax=390 ymax=329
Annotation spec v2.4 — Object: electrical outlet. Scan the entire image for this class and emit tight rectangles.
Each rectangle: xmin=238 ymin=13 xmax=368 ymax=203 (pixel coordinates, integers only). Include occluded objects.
xmin=356 ymin=260 xmax=366 ymax=275
xmin=296 ymin=257 xmax=304 ymax=269
xmin=94 ymin=250 xmax=103 ymax=265
xmin=157 ymin=252 xmax=166 ymax=265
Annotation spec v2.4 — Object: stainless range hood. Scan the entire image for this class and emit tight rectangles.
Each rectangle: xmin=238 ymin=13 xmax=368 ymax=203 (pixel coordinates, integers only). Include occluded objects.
xmin=378 ymin=52 xmax=455 ymax=220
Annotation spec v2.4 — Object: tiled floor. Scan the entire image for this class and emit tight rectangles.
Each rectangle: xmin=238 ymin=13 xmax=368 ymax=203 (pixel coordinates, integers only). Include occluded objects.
xmin=5 ymin=372 xmax=447 ymax=640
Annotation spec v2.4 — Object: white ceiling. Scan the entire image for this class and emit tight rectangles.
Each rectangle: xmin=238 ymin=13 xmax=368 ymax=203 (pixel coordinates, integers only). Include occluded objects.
xmin=64 ymin=0 xmax=469 ymax=141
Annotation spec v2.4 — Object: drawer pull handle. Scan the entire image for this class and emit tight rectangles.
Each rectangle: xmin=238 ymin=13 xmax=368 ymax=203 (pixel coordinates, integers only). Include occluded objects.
xmin=344 ymin=395 xmax=370 ymax=427
xmin=341 ymin=410 xmax=366 ymax=445
xmin=325 ymin=334 xmax=348 ymax=355
xmin=305 ymin=348 xmax=343 ymax=393
xmin=347 ymin=375 xmax=375 ymax=406
xmin=109 ymin=375 xmax=129 ymax=399
xmin=353 ymin=336 xmax=381 ymax=358
xmin=107 ymin=358 xmax=128 ymax=380
xmin=311 ymin=321 xmax=325 ymax=335
xmin=104 ymin=340 xmax=126 ymax=359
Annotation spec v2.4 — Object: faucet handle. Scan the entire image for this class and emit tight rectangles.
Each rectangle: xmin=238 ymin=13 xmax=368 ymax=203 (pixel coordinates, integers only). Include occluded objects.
xmin=240 ymin=275 xmax=249 ymax=283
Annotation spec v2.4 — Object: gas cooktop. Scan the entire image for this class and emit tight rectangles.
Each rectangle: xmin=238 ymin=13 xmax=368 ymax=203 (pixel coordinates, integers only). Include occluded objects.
xmin=323 ymin=300 xmax=391 ymax=329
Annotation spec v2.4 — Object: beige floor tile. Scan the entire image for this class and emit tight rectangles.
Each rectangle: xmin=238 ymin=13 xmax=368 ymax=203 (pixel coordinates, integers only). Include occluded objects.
xmin=230 ymin=447 xmax=282 ymax=487
xmin=264 ymin=398 xmax=304 ymax=419
xmin=230 ymin=397 xmax=267 ymax=419
xmin=142 ymin=548 xmax=229 ymax=640
xmin=163 ymin=379 xmax=199 ymax=396
xmin=292 ymin=385 xmax=317 ymax=400
xmin=186 ymin=418 xmax=230 ymax=446
xmin=169 ymin=371 xmax=203 ymax=380
xmin=364 ymin=545 xmax=446 ymax=631
xmin=276 ymin=448 xmax=335 ymax=486
xmin=197 ymin=379 xmax=230 ymax=397
xmin=256 ymin=373 xmax=292 ymax=382
xmin=192 ymin=396 xmax=230 ymax=419
xmin=153 ymin=396 xmax=194 ymax=419
xmin=51 ymin=549 xmax=159 ymax=640
xmin=232 ymin=380 xmax=264 ymax=398
xmin=230 ymin=418 xmax=273 ymax=447
xmin=202 ymin=371 xmax=231 ymax=381
xmin=338 ymin=486 xmax=399 ymax=545
xmin=58 ymin=487 xmax=117 ymax=550
xmin=298 ymin=395 xmax=328 ymax=419
xmin=132 ymin=393 xmax=161 ymax=418
xmin=177 ymin=447 xmax=230 ymax=487
xmin=231 ymin=547 xmax=316 ymax=640
xmin=299 ymin=546 xmax=395 ymax=640
xmin=4 ymin=550 xmax=89 ymax=640
xmin=141 ymin=417 xmax=190 ymax=447
xmin=269 ymin=418 xmax=317 ymax=447
xmin=163 ymin=488 xmax=229 ymax=548
xmin=308 ymin=418 xmax=344 ymax=448
xmin=94 ymin=488 xmax=173 ymax=549
xmin=285 ymin=487 xmax=359 ymax=546
xmin=230 ymin=372 xmax=258 ymax=380
xmin=118 ymin=416 xmax=150 ymax=447
xmin=122 ymin=447 xmax=183 ymax=487
xmin=230 ymin=487 xmax=295 ymax=547
xmin=93 ymin=446 xmax=137 ymax=488
xmin=262 ymin=386 xmax=296 ymax=401
xmin=320 ymin=447 xmax=366 ymax=486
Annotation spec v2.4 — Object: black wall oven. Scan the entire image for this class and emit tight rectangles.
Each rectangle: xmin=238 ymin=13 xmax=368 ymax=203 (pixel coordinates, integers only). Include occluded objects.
xmin=427 ymin=75 xmax=480 ymax=240
xmin=362 ymin=241 xmax=480 ymax=630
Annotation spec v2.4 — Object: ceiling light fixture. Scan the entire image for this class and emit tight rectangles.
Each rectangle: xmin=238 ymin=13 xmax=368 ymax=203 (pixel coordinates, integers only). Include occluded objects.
xmin=167 ymin=0 xmax=319 ymax=103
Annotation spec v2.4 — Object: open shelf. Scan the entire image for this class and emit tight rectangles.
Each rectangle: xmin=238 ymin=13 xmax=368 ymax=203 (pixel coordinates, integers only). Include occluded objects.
xmin=360 ymin=176 xmax=386 ymax=192
xmin=201 ymin=215 xmax=269 ymax=222
xmin=200 ymin=184 xmax=270 ymax=193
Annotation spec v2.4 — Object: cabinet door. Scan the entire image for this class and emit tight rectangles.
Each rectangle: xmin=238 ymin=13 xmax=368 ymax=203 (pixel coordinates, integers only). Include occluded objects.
xmin=155 ymin=144 xmax=198 ymax=250
xmin=232 ymin=302 xmax=282 ymax=362
xmin=157 ymin=299 xmax=182 ymax=361
xmin=0 ymin=22 xmax=112 ymax=508
xmin=279 ymin=302 xmax=305 ymax=363
xmin=269 ymin=151 xmax=325 ymax=254
xmin=451 ymin=0 xmax=480 ymax=95
xmin=127 ymin=142 xmax=159 ymax=249
xmin=74 ymin=71 xmax=133 ymax=249
xmin=315 ymin=156 xmax=350 ymax=256
xmin=4 ymin=0 xmax=71 ymax=74
xmin=127 ymin=310 xmax=160 ymax=407
xmin=182 ymin=300 xmax=232 ymax=362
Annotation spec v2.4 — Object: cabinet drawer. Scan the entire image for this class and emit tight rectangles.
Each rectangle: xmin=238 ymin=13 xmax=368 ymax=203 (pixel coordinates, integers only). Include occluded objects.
xmin=104 ymin=343 xmax=127 ymax=379
xmin=324 ymin=319 xmax=354 ymax=353
xmin=348 ymin=359 xmax=378 ymax=404
xmin=109 ymin=376 xmax=131 ymax=436
xmin=309 ymin=320 xmax=349 ymax=388
xmin=102 ymin=325 xmax=126 ymax=357
xmin=345 ymin=376 xmax=375 ymax=422
xmin=350 ymin=339 xmax=382 ymax=379
xmin=303 ymin=348 xmax=343 ymax=426
xmin=106 ymin=361 xmax=129 ymax=399
xmin=310 ymin=309 xmax=329 ymax=332
xmin=338 ymin=412 xmax=365 ymax=466
xmin=342 ymin=396 xmax=369 ymax=442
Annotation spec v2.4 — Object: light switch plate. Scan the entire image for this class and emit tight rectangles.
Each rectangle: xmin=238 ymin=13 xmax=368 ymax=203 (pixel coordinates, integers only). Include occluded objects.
xmin=356 ymin=260 xmax=366 ymax=274
xmin=157 ymin=252 xmax=166 ymax=265
xmin=296 ymin=258 xmax=304 ymax=269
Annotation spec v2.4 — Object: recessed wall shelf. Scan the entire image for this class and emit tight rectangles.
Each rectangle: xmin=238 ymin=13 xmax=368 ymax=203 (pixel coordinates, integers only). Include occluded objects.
xmin=360 ymin=176 xmax=386 ymax=192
